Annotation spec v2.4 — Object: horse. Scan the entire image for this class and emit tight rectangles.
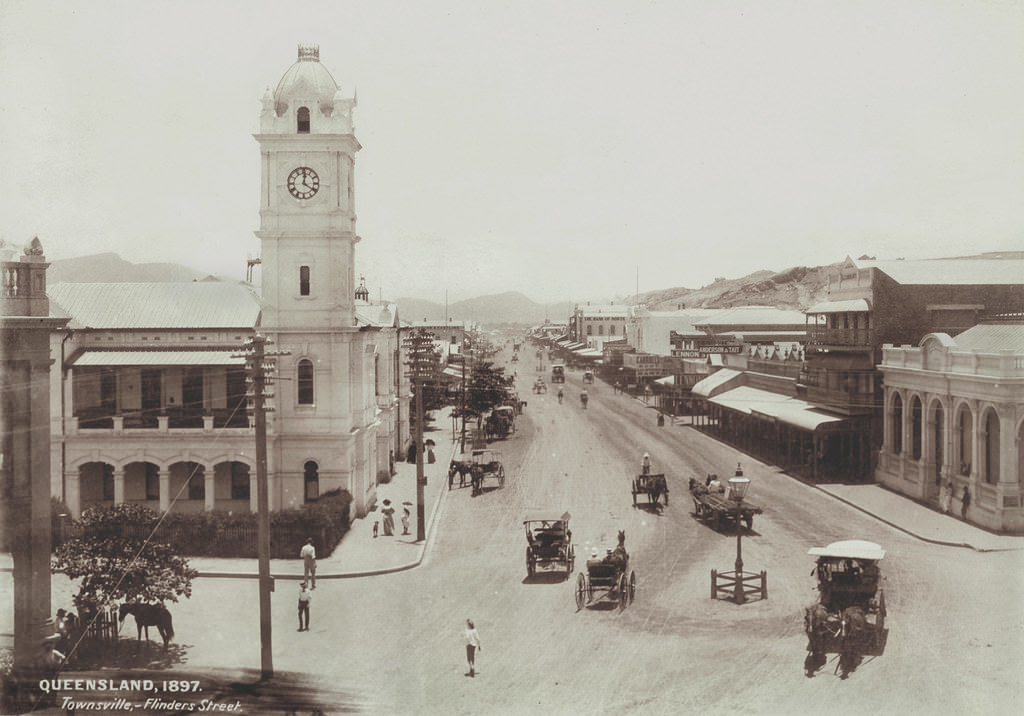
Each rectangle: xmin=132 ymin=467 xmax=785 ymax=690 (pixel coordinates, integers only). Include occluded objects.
xmin=448 ymin=460 xmax=473 ymax=488
xmin=580 ymin=392 xmax=589 ymax=409
xmin=119 ymin=602 xmax=174 ymax=648
xmin=609 ymin=530 xmax=629 ymax=566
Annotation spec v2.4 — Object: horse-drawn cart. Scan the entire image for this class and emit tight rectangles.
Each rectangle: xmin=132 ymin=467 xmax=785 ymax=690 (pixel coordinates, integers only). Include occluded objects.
xmin=804 ymin=540 xmax=887 ymax=677
xmin=485 ymin=406 xmax=516 ymax=440
xmin=524 ymin=511 xmax=574 ymax=578
xmin=632 ymin=473 xmax=668 ymax=507
xmin=470 ymin=449 xmax=505 ymax=494
xmin=575 ymin=531 xmax=635 ymax=611
xmin=689 ymin=477 xmax=762 ymax=530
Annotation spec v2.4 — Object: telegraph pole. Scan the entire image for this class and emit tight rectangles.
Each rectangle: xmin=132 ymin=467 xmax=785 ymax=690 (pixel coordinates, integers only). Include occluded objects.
xmin=237 ymin=333 xmax=287 ymax=679
xmin=404 ymin=329 xmax=436 ymax=542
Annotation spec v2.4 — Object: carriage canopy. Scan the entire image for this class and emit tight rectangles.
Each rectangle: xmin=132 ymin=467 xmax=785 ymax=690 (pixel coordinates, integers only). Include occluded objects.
xmin=523 ymin=511 xmax=571 ymax=525
xmin=808 ymin=540 xmax=885 ymax=561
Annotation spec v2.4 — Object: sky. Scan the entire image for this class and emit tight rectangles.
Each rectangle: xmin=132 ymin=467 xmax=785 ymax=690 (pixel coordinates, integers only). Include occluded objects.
xmin=1 ymin=0 xmax=1023 ymax=304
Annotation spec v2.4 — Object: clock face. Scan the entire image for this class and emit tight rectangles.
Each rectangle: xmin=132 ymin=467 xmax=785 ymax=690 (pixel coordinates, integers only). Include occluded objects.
xmin=287 ymin=166 xmax=320 ymax=200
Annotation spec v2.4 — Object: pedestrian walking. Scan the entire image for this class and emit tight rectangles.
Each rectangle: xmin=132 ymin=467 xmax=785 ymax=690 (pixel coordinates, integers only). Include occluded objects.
xmin=402 ymin=506 xmax=411 ymax=535
xmin=381 ymin=499 xmax=395 ymax=536
xmin=297 ymin=582 xmax=312 ymax=631
xmin=940 ymin=480 xmax=953 ymax=514
xmin=961 ymin=486 xmax=971 ymax=521
xmin=463 ymin=619 xmax=481 ymax=677
xmin=300 ymin=537 xmax=316 ymax=588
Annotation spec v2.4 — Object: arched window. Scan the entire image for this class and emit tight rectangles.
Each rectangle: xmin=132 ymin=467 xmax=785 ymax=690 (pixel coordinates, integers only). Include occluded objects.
xmin=297 ymin=359 xmax=315 ymax=405
xmin=297 ymin=107 xmax=310 ymax=134
xmin=911 ymin=396 xmax=923 ymax=460
xmin=304 ymin=461 xmax=319 ymax=502
xmin=957 ymin=406 xmax=973 ymax=474
xmin=598 ymin=324 xmax=604 ymax=336
xmin=984 ymin=410 xmax=1000 ymax=484
xmin=891 ymin=393 xmax=903 ymax=454
xmin=299 ymin=265 xmax=310 ymax=296
xmin=610 ymin=325 xmax=616 ymax=336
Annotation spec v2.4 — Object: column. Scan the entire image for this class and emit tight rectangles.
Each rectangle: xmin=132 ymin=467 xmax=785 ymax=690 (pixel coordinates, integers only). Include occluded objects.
xmin=113 ymin=468 xmax=125 ymax=505
xmin=159 ymin=468 xmax=170 ymax=513
xmin=204 ymin=468 xmax=215 ymax=511
xmin=66 ymin=471 xmax=81 ymax=519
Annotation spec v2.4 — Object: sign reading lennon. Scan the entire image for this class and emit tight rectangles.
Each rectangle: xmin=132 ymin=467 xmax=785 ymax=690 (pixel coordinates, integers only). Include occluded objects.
xmin=671 ymin=345 xmax=743 ymax=359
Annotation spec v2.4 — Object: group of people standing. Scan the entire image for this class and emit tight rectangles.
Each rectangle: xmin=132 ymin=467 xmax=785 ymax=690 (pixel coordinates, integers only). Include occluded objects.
xmin=939 ymin=480 xmax=971 ymax=520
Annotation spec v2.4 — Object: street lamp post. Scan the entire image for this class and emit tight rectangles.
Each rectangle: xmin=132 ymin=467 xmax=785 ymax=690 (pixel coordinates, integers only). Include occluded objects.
xmin=728 ymin=465 xmax=750 ymax=604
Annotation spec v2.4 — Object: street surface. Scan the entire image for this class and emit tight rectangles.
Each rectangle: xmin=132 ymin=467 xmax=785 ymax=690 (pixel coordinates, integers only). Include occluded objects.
xmin=5 ymin=341 xmax=1024 ymax=715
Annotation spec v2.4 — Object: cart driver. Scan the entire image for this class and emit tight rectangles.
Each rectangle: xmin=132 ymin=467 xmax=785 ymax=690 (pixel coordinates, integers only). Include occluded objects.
xmin=641 ymin=453 xmax=652 ymax=475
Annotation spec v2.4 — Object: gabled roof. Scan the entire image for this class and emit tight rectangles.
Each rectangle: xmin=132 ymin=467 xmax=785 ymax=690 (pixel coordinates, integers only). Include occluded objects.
xmin=48 ymin=282 xmax=261 ymax=329
xmin=355 ymin=302 xmax=399 ymax=328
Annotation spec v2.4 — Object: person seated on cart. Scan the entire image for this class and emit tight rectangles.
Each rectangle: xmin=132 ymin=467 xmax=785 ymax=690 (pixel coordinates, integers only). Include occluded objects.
xmin=708 ymin=474 xmax=724 ymax=493
xmin=640 ymin=453 xmax=652 ymax=475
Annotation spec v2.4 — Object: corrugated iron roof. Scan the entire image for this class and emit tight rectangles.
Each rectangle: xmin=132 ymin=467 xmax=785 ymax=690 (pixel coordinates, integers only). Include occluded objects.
xmin=71 ymin=350 xmax=245 ymax=366
xmin=853 ymin=258 xmax=1024 ymax=285
xmin=694 ymin=306 xmax=807 ymax=327
xmin=953 ymin=322 xmax=1024 ymax=353
xmin=48 ymin=282 xmax=261 ymax=329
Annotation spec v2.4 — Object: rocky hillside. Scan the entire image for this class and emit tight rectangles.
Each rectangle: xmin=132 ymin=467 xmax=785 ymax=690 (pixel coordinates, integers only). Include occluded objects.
xmin=639 ymin=264 xmax=837 ymax=311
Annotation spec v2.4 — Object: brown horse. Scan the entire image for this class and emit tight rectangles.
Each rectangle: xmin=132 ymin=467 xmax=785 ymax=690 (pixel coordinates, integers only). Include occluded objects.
xmin=119 ymin=602 xmax=174 ymax=648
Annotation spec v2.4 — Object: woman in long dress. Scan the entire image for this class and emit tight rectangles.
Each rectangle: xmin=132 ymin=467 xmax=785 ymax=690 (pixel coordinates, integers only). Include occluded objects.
xmin=381 ymin=499 xmax=395 ymax=536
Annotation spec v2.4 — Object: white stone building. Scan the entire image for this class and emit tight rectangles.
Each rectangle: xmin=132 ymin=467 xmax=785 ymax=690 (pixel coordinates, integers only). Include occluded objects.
xmin=876 ymin=321 xmax=1024 ymax=532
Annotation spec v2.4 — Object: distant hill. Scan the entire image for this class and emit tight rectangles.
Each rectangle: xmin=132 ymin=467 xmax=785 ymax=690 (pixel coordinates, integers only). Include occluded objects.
xmin=49 ymin=253 xmax=207 ymax=283
xmin=396 ymin=291 xmax=573 ymax=326
xmin=638 ymin=264 xmax=837 ymax=311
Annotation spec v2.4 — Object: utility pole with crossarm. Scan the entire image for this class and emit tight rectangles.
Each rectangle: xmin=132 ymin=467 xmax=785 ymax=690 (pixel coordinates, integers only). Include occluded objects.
xmin=403 ymin=329 xmax=438 ymax=542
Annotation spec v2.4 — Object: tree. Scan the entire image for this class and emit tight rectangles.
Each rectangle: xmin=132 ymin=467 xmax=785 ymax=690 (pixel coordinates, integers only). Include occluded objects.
xmin=51 ymin=504 xmax=197 ymax=618
xmin=462 ymin=360 xmax=515 ymax=428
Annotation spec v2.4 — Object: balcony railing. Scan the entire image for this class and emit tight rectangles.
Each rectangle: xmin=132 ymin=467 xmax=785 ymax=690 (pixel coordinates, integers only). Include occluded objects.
xmin=807 ymin=326 xmax=875 ymax=346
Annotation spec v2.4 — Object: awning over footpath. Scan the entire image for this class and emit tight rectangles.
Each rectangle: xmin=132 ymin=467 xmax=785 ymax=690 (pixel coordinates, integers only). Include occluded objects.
xmin=708 ymin=385 xmax=845 ymax=432
xmin=691 ymin=368 xmax=743 ymax=398
xmin=70 ymin=350 xmax=245 ymax=366
xmin=805 ymin=298 xmax=870 ymax=314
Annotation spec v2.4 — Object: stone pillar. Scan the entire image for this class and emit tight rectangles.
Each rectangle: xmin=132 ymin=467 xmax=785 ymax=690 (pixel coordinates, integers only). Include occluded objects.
xmin=159 ymin=468 xmax=170 ymax=513
xmin=66 ymin=470 xmax=81 ymax=519
xmin=204 ymin=468 xmax=215 ymax=511
xmin=112 ymin=467 xmax=125 ymax=505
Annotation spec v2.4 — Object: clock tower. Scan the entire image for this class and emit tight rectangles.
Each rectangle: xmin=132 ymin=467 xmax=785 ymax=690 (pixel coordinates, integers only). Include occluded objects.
xmin=255 ymin=45 xmax=378 ymax=515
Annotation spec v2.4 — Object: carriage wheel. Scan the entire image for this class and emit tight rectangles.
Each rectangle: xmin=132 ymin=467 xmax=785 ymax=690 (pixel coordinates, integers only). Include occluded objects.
xmin=628 ymin=570 xmax=636 ymax=604
xmin=663 ymin=489 xmax=668 ymax=506
xmin=617 ymin=573 xmax=629 ymax=611
xmin=526 ymin=547 xmax=534 ymax=577
xmin=498 ymin=464 xmax=506 ymax=486
xmin=575 ymin=573 xmax=588 ymax=610
xmin=876 ymin=589 xmax=886 ymax=631
xmin=632 ymin=483 xmax=637 ymax=507
xmin=567 ymin=546 xmax=575 ymax=576
xmin=743 ymin=513 xmax=753 ymax=530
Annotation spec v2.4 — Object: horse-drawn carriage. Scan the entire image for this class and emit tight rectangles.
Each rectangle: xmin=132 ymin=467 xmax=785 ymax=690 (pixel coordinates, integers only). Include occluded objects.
xmin=575 ymin=531 xmax=636 ymax=611
xmin=533 ymin=378 xmax=547 ymax=394
xmin=689 ymin=476 xmax=762 ymax=530
xmin=632 ymin=473 xmax=668 ymax=507
xmin=524 ymin=511 xmax=575 ymax=578
xmin=804 ymin=540 xmax=887 ymax=677
xmin=471 ymin=449 xmax=504 ymax=494
xmin=551 ymin=364 xmax=565 ymax=383
xmin=485 ymin=406 xmax=516 ymax=440
xmin=583 ymin=369 xmax=594 ymax=384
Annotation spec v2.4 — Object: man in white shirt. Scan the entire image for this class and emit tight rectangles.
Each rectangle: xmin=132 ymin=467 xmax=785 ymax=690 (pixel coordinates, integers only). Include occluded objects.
xmin=300 ymin=538 xmax=316 ymax=589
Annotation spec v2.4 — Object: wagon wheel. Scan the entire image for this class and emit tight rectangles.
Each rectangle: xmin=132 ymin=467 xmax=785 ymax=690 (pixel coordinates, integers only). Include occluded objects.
xmin=498 ymin=464 xmax=506 ymax=486
xmin=663 ymin=488 xmax=668 ymax=507
xmin=526 ymin=547 xmax=534 ymax=577
xmin=743 ymin=513 xmax=753 ymax=530
xmin=628 ymin=570 xmax=636 ymax=604
xmin=876 ymin=589 xmax=886 ymax=631
xmin=567 ymin=545 xmax=575 ymax=576
xmin=617 ymin=573 xmax=629 ymax=611
xmin=575 ymin=573 xmax=588 ymax=610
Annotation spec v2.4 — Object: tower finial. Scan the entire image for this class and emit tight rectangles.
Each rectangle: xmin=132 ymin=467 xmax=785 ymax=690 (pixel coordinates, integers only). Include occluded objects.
xmin=297 ymin=44 xmax=320 ymax=61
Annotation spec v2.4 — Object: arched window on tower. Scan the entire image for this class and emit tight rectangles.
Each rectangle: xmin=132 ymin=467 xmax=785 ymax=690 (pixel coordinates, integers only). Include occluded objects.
xmin=304 ymin=461 xmax=319 ymax=502
xmin=297 ymin=107 xmax=310 ymax=134
xmin=297 ymin=359 xmax=315 ymax=405
xmin=299 ymin=265 xmax=310 ymax=296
